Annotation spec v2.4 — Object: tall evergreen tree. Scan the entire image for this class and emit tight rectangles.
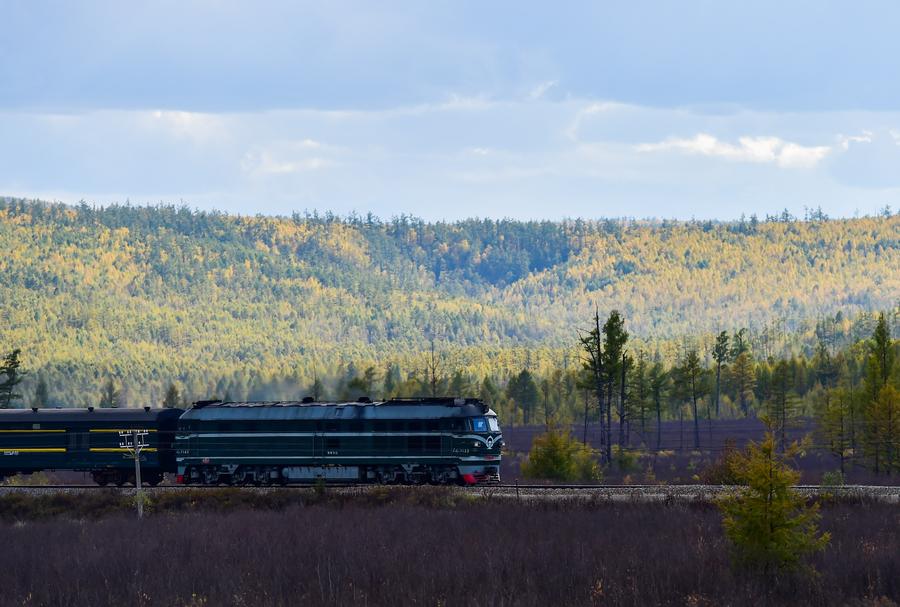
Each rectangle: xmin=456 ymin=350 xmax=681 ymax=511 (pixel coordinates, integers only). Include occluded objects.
xmin=712 ymin=331 xmax=729 ymax=417
xmin=383 ymin=363 xmax=400 ymax=397
xmin=579 ymin=310 xmax=606 ymax=457
xmin=479 ymin=376 xmax=500 ymax=413
xmin=506 ymin=369 xmax=539 ymax=425
xmin=819 ymin=386 xmax=852 ymax=474
xmin=629 ymin=350 xmax=649 ymax=440
xmin=731 ymin=328 xmax=749 ymax=358
xmin=730 ymin=351 xmax=756 ymax=416
xmin=648 ymin=361 xmax=669 ymax=450
xmin=602 ymin=310 xmax=629 ymax=456
xmin=867 ymin=385 xmax=899 ymax=474
xmin=768 ymin=360 xmax=799 ymax=453
xmin=675 ymin=348 xmax=706 ymax=449
xmin=0 ymin=349 xmax=25 ymax=409
xmin=163 ymin=383 xmax=180 ymax=408
xmin=866 ymin=312 xmax=895 ymax=400
xmin=99 ymin=377 xmax=120 ymax=408
xmin=32 ymin=374 xmax=49 ymax=409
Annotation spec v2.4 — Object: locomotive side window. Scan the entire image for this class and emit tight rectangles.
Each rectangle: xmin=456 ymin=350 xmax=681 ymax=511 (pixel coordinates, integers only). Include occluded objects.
xmin=443 ymin=418 xmax=466 ymax=432
xmin=425 ymin=435 xmax=440 ymax=452
xmin=407 ymin=436 xmax=424 ymax=452
xmin=471 ymin=418 xmax=488 ymax=432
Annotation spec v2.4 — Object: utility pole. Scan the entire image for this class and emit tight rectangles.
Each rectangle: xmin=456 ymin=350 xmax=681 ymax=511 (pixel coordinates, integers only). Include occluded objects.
xmin=120 ymin=429 xmax=149 ymax=519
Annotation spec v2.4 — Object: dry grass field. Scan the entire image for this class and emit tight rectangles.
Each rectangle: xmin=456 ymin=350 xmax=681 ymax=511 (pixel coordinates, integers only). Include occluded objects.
xmin=0 ymin=488 xmax=896 ymax=606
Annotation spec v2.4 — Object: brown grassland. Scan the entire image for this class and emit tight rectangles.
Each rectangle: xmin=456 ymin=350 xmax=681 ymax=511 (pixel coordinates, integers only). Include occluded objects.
xmin=0 ymin=488 xmax=896 ymax=606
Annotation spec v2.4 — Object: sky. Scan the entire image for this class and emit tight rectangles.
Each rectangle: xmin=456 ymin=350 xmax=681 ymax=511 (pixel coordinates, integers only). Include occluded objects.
xmin=2 ymin=1 xmax=900 ymax=220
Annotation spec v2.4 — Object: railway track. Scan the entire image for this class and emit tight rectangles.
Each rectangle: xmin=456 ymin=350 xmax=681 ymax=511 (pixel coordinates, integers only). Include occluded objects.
xmin=0 ymin=483 xmax=898 ymax=502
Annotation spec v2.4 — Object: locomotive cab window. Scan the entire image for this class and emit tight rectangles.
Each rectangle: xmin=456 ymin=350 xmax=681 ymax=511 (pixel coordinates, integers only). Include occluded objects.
xmin=488 ymin=417 xmax=500 ymax=432
xmin=471 ymin=418 xmax=488 ymax=432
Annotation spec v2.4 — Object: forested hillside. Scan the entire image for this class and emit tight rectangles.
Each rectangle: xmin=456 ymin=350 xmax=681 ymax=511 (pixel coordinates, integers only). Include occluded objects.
xmin=0 ymin=198 xmax=897 ymax=406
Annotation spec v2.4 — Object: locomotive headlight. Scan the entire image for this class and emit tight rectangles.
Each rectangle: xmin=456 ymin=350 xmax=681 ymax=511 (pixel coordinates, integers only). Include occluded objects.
xmin=472 ymin=441 xmax=481 ymax=448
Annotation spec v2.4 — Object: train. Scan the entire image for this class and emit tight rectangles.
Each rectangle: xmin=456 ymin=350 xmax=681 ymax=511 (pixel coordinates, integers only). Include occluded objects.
xmin=0 ymin=397 xmax=503 ymax=486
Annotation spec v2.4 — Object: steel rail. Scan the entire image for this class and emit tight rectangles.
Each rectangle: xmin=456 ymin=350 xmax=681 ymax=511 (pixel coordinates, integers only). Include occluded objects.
xmin=0 ymin=483 xmax=897 ymax=491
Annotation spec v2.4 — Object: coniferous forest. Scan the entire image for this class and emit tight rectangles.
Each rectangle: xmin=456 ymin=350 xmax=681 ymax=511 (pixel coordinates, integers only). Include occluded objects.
xmin=1 ymin=197 xmax=899 ymax=478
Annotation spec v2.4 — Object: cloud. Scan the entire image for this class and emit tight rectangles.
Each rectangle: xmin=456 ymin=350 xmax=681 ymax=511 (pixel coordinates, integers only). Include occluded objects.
xmin=5 ymin=99 xmax=900 ymax=220
xmin=828 ymin=129 xmax=900 ymax=188
xmin=145 ymin=110 xmax=225 ymax=143
xmin=636 ymin=133 xmax=831 ymax=168
xmin=838 ymin=130 xmax=874 ymax=150
xmin=529 ymin=80 xmax=558 ymax=100
xmin=565 ymin=101 xmax=628 ymax=141
xmin=241 ymin=139 xmax=338 ymax=176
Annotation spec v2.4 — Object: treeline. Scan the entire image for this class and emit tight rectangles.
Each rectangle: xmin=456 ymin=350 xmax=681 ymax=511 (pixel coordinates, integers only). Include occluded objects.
xmin=0 ymin=197 xmax=898 ymax=411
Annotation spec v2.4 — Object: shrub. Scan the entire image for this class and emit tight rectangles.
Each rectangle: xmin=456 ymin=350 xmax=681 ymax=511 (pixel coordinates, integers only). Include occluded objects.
xmin=821 ymin=470 xmax=845 ymax=488
xmin=612 ymin=445 xmax=640 ymax=473
xmin=3 ymin=472 xmax=51 ymax=486
xmin=521 ymin=429 xmax=601 ymax=482
xmin=700 ymin=440 xmax=745 ymax=485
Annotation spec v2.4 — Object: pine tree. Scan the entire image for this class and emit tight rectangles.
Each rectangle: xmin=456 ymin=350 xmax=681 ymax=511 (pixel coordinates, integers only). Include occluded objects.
xmin=629 ymin=350 xmax=649 ymax=440
xmin=719 ymin=430 xmax=830 ymax=577
xmin=814 ymin=337 xmax=838 ymax=388
xmin=862 ymin=314 xmax=896 ymax=473
xmin=730 ymin=351 xmax=756 ymax=416
xmin=540 ymin=378 xmax=555 ymax=429
xmin=99 ymin=377 xmax=120 ymax=408
xmin=0 ymin=349 xmax=26 ymax=409
xmin=579 ymin=310 xmax=606 ymax=457
xmin=383 ymin=363 xmax=399 ymax=397
xmin=506 ymin=369 xmax=539 ymax=425
xmin=868 ymin=313 xmax=895 ymax=394
xmin=731 ymin=328 xmax=749 ymax=358
xmin=768 ymin=360 xmax=799 ymax=453
xmin=479 ymin=376 xmax=499 ymax=411
xmin=867 ymin=385 xmax=900 ymax=474
xmin=713 ymin=331 xmax=730 ymax=417
xmin=602 ymin=310 xmax=629 ymax=456
xmin=648 ymin=361 xmax=669 ymax=450
xmin=32 ymin=374 xmax=49 ymax=409
xmin=675 ymin=348 xmax=706 ymax=449
xmin=819 ymin=386 xmax=851 ymax=474
xmin=163 ymin=383 xmax=180 ymax=408
xmin=450 ymin=370 xmax=472 ymax=397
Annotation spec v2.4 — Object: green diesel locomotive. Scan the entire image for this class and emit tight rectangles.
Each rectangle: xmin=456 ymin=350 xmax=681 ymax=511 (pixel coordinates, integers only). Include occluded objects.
xmin=175 ymin=397 xmax=503 ymax=485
